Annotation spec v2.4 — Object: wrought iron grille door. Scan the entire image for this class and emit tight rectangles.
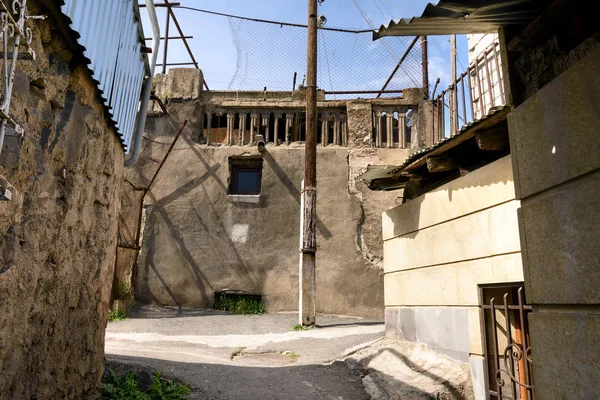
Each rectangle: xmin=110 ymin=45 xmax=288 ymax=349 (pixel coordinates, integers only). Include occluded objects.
xmin=480 ymin=284 xmax=534 ymax=400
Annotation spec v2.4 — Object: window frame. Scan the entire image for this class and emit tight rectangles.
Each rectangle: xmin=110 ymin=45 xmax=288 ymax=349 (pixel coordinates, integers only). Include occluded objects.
xmin=229 ymin=158 xmax=263 ymax=196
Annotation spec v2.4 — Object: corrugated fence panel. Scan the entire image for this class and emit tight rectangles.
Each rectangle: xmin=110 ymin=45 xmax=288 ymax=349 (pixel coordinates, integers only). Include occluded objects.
xmin=60 ymin=0 xmax=147 ymax=152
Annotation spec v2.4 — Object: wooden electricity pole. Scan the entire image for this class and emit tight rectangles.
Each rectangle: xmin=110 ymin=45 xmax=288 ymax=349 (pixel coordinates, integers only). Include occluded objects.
xmin=450 ymin=34 xmax=458 ymax=135
xmin=300 ymin=0 xmax=318 ymax=326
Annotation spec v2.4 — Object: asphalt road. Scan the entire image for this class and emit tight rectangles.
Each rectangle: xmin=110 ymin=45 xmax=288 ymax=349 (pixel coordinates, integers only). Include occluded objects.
xmin=105 ymin=305 xmax=384 ymax=399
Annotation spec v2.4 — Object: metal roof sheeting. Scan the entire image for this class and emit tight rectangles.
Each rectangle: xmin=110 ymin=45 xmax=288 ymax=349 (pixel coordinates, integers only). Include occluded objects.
xmin=373 ymin=0 xmax=544 ymax=39
xmin=61 ymin=0 xmax=148 ymax=152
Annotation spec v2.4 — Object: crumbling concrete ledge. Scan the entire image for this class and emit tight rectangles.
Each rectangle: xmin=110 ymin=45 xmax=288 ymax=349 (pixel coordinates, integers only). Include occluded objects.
xmin=343 ymin=338 xmax=474 ymax=400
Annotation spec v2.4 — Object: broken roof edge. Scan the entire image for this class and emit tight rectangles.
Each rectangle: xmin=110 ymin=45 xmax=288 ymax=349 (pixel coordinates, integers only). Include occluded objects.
xmin=360 ymin=105 xmax=510 ymax=191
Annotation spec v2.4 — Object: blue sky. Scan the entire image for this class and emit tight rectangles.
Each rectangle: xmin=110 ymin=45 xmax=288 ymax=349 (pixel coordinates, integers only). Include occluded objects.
xmin=140 ymin=1 xmax=470 ymax=97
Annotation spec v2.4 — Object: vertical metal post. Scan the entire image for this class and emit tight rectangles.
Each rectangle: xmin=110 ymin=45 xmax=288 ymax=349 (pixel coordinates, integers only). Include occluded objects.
xmin=493 ymin=43 xmax=505 ymax=104
xmin=162 ymin=6 xmax=170 ymax=74
xmin=475 ymin=60 xmax=485 ymax=118
xmin=460 ymin=76 xmax=467 ymax=125
xmin=484 ymin=50 xmax=495 ymax=108
xmin=300 ymin=0 xmax=318 ymax=327
xmin=489 ymin=298 xmax=503 ymax=398
xmin=468 ymin=72 xmax=475 ymax=121
xmin=421 ymin=36 xmax=429 ymax=98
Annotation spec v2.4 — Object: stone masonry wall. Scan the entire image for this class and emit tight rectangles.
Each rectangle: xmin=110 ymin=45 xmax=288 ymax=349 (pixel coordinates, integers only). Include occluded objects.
xmin=0 ymin=2 xmax=125 ymax=398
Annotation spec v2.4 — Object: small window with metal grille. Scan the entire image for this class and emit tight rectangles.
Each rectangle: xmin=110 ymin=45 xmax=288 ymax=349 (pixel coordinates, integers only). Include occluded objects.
xmin=229 ymin=156 xmax=263 ymax=196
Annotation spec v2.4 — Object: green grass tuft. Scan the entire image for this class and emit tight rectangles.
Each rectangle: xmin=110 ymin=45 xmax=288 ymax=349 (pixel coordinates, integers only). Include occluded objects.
xmin=102 ymin=369 xmax=191 ymax=400
xmin=291 ymin=324 xmax=315 ymax=331
xmin=108 ymin=310 xmax=128 ymax=323
xmin=213 ymin=292 xmax=265 ymax=315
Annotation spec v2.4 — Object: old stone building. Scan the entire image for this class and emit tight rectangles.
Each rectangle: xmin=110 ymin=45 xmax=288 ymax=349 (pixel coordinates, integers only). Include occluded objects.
xmin=0 ymin=0 xmax=153 ymax=398
xmin=115 ymin=68 xmax=435 ymax=318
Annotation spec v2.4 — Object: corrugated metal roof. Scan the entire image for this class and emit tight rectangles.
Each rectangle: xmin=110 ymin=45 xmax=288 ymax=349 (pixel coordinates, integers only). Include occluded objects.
xmin=397 ymin=105 xmax=509 ymax=169
xmin=373 ymin=0 xmax=544 ymax=39
xmin=360 ymin=105 xmax=509 ymax=190
xmin=60 ymin=0 xmax=148 ymax=152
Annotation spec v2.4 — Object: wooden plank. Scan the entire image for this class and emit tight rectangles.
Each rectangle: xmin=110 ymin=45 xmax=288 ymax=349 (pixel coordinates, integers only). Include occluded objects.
xmin=427 ymin=154 xmax=457 ymax=173
xmin=476 ymin=127 xmax=509 ymax=151
xmin=402 ymin=107 xmax=510 ymax=173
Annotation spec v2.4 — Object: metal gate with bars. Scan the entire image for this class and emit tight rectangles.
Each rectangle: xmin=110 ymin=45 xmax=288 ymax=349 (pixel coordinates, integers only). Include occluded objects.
xmin=480 ymin=284 xmax=534 ymax=400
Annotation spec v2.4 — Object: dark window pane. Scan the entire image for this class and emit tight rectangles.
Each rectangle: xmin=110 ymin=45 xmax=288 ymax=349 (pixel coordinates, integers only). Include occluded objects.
xmin=236 ymin=170 xmax=261 ymax=194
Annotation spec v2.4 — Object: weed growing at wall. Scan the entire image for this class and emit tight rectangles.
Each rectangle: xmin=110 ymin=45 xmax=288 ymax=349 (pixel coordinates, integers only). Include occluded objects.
xmin=213 ymin=292 xmax=265 ymax=315
xmin=102 ymin=370 xmax=190 ymax=400
xmin=114 ymin=279 xmax=132 ymax=300
xmin=108 ymin=310 xmax=128 ymax=323
xmin=291 ymin=324 xmax=315 ymax=331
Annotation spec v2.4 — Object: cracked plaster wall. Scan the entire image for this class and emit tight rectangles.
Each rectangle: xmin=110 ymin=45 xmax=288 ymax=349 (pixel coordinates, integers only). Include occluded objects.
xmin=116 ymin=79 xmax=412 ymax=318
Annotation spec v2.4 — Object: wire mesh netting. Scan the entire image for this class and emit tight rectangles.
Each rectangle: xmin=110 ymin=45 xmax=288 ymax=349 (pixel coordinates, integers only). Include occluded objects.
xmin=227 ymin=18 xmax=424 ymax=99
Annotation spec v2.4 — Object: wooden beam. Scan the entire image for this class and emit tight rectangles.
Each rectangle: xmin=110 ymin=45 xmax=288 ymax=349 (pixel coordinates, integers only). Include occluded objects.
xmin=402 ymin=107 xmax=511 ymax=173
xmin=507 ymin=0 xmax=570 ymax=51
xmin=475 ymin=127 xmax=509 ymax=151
xmin=427 ymin=154 xmax=457 ymax=173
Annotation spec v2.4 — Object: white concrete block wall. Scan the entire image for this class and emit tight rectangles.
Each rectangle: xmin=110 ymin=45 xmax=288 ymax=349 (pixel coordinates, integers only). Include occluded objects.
xmin=383 ymin=156 xmax=523 ymax=399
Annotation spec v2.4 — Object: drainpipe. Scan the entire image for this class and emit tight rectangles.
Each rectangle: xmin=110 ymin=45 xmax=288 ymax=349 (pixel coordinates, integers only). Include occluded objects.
xmin=125 ymin=0 xmax=160 ymax=167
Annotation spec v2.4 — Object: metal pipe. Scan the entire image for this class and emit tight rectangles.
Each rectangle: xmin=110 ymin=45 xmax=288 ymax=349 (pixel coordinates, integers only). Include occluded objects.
xmin=162 ymin=5 xmax=170 ymax=74
xmin=376 ymin=35 xmax=419 ymax=99
xmin=0 ymin=0 xmax=27 ymax=156
xmin=431 ymin=78 xmax=440 ymax=98
xmin=326 ymin=89 xmax=404 ymax=95
xmin=125 ymin=0 xmax=160 ymax=167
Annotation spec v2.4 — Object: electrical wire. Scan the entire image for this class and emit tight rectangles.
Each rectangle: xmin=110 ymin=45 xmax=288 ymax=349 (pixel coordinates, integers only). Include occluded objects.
xmin=320 ymin=29 xmax=337 ymax=100
xmin=174 ymin=5 xmax=372 ymax=34
xmin=351 ymin=0 xmax=425 ymax=95
xmin=371 ymin=0 xmax=389 ymax=23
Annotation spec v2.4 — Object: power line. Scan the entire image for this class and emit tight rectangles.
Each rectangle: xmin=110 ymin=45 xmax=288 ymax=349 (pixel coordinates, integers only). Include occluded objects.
xmin=351 ymin=0 xmax=425 ymax=94
xmin=371 ymin=0 xmax=389 ymax=23
xmin=174 ymin=5 xmax=372 ymax=34
xmin=379 ymin=0 xmax=410 ymax=17
xmin=320 ymin=29 xmax=337 ymax=100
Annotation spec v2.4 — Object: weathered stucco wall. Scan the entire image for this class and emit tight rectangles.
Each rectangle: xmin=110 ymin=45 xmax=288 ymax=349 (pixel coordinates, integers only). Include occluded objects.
xmin=116 ymin=79 xmax=412 ymax=318
xmin=383 ymin=156 xmax=522 ymax=399
xmin=0 ymin=3 xmax=124 ymax=398
xmin=508 ymin=40 xmax=600 ymax=399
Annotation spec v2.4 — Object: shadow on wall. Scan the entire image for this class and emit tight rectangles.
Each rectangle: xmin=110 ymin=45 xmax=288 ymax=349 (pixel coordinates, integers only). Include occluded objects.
xmin=135 ymin=130 xmax=268 ymax=310
xmin=261 ymin=150 xmax=332 ymax=240
xmin=386 ymin=155 xmax=512 ymax=240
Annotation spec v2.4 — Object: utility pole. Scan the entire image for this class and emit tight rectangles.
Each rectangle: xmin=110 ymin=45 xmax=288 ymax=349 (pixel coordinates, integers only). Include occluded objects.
xmin=421 ymin=36 xmax=429 ymax=98
xmin=450 ymin=34 xmax=458 ymax=135
xmin=300 ymin=0 xmax=318 ymax=326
